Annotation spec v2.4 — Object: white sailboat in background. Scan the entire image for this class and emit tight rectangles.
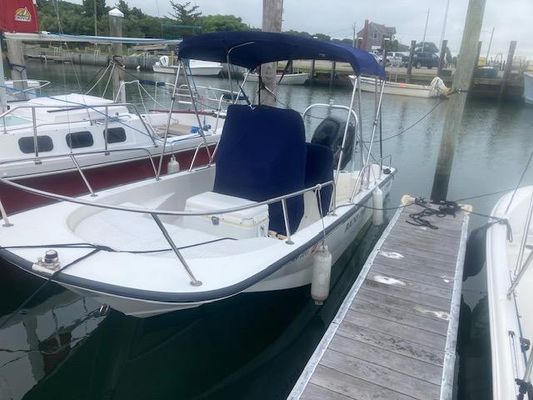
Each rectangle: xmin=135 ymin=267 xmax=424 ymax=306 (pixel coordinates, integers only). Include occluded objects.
xmin=0 ymin=30 xmax=230 ymax=215
xmin=349 ymin=75 xmax=449 ymax=98
xmin=153 ymin=56 xmax=223 ymax=76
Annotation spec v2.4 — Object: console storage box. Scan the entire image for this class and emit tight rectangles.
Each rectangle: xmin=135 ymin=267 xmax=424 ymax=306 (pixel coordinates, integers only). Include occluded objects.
xmin=183 ymin=192 xmax=269 ymax=239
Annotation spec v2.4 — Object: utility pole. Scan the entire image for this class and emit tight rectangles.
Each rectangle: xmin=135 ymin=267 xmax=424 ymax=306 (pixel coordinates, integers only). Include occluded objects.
xmin=261 ymin=0 xmax=283 ymax=106
xmin=485 ymin=27 xmax=495 ymax=63
xmin=431 ymin=0 xmax=487 ymax=201
xmin=422 ymin=8 xmax=430 ymax=52
xmin=352 ymin=23 xmax=356 ymax=48
xmin=94 ymin=0 xmax=98 ymax=36
xmin=437 ymin=39 xmax=448 ymax=77
xmin=438 ymin=0 xmax=450 ymax=52
xmin=109 ymin=8 xmax=126 ymax=103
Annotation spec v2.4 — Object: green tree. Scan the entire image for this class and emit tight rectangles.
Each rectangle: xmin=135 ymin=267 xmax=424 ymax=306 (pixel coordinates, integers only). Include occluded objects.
xmin=116 ymin=0 xmax=130 ymax=17
xmin=313 ymin=33 xmax=331 ymax=42
xmin=199 ymin=15 xmax=248 ymax=33
xmin=82 ymin=0 xmax=107 ymax=17
xmin=169 ymin=1 xmax=202 ymax=25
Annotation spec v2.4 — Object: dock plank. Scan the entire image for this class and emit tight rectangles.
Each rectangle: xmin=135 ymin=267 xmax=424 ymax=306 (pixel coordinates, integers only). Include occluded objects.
xmin=328 ymin=335 xmax=443 ymax=385
xmin=357 ymin=288 xmax=450 ymax=324
xmin=336 ymin=320 xmax=445 ymax=366
xmin=321 ymin=349 xmax=440 ymax=399
xmin=350 ymin=298 xmax=448 ymax=334
xmin=309 ymin=365 xmax=416 ymax=400
xmin=342 ymin=310 xmax=447 ymax=350
xmin=289 ymin=200 xmax=469 ymax=400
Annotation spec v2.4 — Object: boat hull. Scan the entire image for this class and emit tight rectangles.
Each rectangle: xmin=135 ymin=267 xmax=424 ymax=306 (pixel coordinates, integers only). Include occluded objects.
xmin=153 ymin=63 xmax=223 ymax=76
xmin=2 ymin=172 xmax=394 ymax=318
xmin=0 ymin=147 xmax=213 ymax=214
xmin=486 ymin=187 xmax=533 ymax=399
xmin=358 ymin=77 xmax=433 ymax=98
xmin=246 ymin=73 xmax=309 ymax=86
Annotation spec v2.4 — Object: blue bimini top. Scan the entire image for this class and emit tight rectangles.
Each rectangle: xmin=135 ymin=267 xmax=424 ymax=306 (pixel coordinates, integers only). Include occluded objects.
xmin=178 ymin=31 xmax=385 ymax=78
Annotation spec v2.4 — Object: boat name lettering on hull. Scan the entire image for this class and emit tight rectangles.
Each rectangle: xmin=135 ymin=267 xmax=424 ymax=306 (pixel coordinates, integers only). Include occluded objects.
xmin=344 ymin=212 xmax=361 ymax=233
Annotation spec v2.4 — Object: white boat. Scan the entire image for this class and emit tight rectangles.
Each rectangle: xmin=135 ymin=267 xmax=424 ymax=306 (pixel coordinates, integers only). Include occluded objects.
xmin=153 ymin=57 xmax=223 ymax=76
xmin=0 ymin=92 xmax=223 ymax=214
xmin=486 ymin=186 xmax=533 ymax=400
xmin=246 ymin=72 xmax=309 ymax=85
xmin=524 ymin=72 xmax=533 ymax=104
xmin=0 ymin=31 xmax=393 ymax=318
xmin=349 ymin=75 xmax=449 ymax=98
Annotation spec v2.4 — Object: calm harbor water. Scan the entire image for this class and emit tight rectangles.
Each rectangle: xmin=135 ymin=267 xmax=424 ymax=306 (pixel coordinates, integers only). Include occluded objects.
xmin=1 ymin=61 xmax=532 ymax=399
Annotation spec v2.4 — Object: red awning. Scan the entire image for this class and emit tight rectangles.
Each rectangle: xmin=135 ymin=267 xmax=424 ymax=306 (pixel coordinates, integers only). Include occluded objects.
xmin=0 ymin=0 xmax=39 ymax=33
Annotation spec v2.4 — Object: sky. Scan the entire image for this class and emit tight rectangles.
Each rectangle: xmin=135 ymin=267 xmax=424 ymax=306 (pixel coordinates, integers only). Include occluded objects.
xmin=99 ymin=0 xmax=532 ymax=59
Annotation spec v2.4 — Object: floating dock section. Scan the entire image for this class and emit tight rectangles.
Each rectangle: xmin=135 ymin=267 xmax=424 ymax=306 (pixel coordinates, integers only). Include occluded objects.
xmin=289 ymin=196 xmax=470 ymax=400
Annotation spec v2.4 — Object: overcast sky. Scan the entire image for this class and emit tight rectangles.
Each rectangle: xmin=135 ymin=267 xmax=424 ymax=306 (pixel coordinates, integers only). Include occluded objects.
xmin=100 ymin=0 xmax=532 ymax=58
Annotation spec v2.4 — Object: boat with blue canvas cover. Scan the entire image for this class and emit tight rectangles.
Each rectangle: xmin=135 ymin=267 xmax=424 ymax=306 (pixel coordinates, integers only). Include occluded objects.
xmin=0 ymin=32 xmax=395 ymax=317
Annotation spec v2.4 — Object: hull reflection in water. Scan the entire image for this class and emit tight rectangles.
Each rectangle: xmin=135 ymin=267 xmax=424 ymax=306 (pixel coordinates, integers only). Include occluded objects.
xmin=0 ymin=285 xmax=106 ymax=400
xmin=17 ymin=223 xmax=382 ymax=400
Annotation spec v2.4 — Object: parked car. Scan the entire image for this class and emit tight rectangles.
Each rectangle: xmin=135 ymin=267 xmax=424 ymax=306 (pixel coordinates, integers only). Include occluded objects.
xmin=388 ymin=51 xmax=408 ymax=67
xmin=413 ymin=51 xmax=439 ymax=69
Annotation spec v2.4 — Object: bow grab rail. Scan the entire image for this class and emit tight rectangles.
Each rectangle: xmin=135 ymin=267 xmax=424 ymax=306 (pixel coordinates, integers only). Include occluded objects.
xmin=0 ymin=173 xmax=335 ymax=287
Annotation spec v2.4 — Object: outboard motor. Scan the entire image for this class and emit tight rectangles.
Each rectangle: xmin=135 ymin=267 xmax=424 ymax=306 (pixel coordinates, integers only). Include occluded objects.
xmin=311 ymin=117 xmax=356 ymax=170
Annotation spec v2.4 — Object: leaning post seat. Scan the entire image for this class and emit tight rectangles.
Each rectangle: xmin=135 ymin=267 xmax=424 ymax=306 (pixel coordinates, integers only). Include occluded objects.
xmin=213 ymin=104 xmax=307 ymax=235
xmin=304 ymin=143 xmax=334 ymax=216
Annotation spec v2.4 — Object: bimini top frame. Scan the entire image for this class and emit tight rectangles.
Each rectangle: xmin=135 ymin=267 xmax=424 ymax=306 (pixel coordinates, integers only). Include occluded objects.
xmin=177 ymin=31 xmax=385 ymax=78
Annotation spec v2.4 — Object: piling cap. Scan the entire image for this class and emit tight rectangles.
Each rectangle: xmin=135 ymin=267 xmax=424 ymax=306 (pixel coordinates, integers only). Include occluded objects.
xmin=108 ymin=8 xmax=124 ymax=18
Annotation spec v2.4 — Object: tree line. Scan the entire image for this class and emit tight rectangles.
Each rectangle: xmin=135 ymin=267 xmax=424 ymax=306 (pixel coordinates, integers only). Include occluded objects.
xmin=35 ymin=0 xmax=356 ymax=45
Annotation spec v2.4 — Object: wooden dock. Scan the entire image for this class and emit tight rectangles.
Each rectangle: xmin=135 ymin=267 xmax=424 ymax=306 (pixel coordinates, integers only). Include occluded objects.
xmin=289 ymin=196 xmax=470 ymax=400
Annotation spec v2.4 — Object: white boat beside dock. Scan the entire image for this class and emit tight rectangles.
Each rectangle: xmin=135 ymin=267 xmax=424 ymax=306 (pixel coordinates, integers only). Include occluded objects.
xmin=486 ymin=186 xmax=533 ymax=400
xmin=153 ymin=57 xmax=223 ymax=76
xmin=246 ymin=72 xmax=309 ymax=85
xmin=350 ymin=75 xmax=449 ymax=98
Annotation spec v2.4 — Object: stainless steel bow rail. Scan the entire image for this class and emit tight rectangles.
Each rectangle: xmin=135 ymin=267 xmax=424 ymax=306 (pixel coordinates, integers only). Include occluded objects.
xmin=0 ymin=170 xmax=341 ymax=287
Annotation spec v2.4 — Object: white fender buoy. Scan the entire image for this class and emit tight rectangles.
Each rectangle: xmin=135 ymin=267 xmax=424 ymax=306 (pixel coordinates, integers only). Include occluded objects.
xmin=159 ymin=55 xmax=170 ymax=67
xmin=167 ymin=155 xmax=180 ymax=174
xmin=372 ymin=187 xmax=384 ymax=226
xmin=311 ymin=244 xmax=332 ymax=305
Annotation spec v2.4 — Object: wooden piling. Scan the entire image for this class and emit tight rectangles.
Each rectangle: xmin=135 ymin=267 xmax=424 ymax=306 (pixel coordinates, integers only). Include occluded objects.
xmin=474 ymin=41 xmax=482 ymax=68
xmin=499 ymin=40 xmax=517 ymax=101
xmin=431 ymin=0 xmax=487 ymax=201
xmin=109 ymin=8 xmax=125 ymax=103
xmin=5 ymin=39 xmax=28 ymax=100
xmin=437 ymin=40 xmax=448 ymax=77
xmin=310 ymin=59 xmax=315 ymax=85
xmin=261 ymin=0 xmax=283 ymax=106
xmin=406 ymin=40 xmax=416 ymax=83
xmin=0 ymin=37 xmax=7 ymax=112
xmin=329 ymin=61 xmax=336 ymax=86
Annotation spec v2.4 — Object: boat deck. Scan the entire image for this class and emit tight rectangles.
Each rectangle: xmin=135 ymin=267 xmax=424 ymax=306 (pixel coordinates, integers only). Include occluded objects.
xmin=288 ymin=196 xmax=470 ymax=400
